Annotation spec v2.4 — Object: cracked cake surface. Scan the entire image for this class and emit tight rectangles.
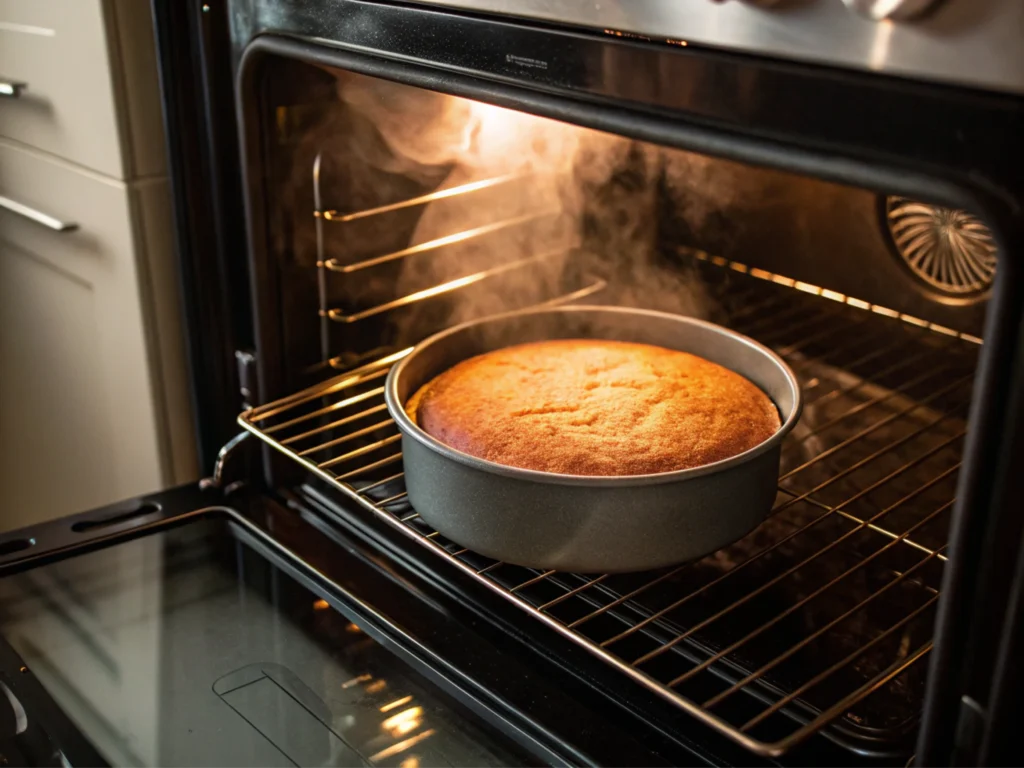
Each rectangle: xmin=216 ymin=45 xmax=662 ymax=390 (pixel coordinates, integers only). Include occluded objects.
xmin=406 ymin=339 xmax=781 ymax=476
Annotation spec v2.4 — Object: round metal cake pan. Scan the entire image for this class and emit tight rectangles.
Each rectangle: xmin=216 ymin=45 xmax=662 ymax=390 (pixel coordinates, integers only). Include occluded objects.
xmin=385 ymin=305 xmax=802 ymax=573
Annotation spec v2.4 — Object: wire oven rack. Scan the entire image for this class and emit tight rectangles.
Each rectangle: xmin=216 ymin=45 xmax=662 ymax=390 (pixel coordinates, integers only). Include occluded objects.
xmin=241 ymin=233 xmax=980 ymax=756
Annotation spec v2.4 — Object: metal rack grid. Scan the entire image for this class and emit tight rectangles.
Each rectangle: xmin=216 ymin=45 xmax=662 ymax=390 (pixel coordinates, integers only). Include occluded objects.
xmin=240 ymin=255 xmax=979 ymax=758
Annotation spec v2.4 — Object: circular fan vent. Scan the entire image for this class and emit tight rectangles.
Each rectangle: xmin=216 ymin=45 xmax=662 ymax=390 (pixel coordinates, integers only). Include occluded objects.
xmin=885 ymin=197 xmax=997 ymax=297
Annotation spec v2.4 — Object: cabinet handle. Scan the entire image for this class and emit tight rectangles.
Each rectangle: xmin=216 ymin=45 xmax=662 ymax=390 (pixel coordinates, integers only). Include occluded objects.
xmin=0 ymin=78 xmax=27 ymax=98
xmin=0 ymin=194 xmax=78 ymax=232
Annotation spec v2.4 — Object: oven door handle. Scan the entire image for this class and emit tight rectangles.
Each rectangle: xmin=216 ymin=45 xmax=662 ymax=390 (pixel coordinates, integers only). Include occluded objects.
xmin=0 ymin=194 xmax=78 ymax=233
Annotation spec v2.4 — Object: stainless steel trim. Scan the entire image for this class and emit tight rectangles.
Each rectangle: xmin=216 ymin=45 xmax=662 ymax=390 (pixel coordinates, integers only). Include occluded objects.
xmin=0 ymin=78 xmax=27 ymax=98
xmin=0 ymin=194 xmax=78 ymax=232
xmin=403 ymin=0 xmax=1024 ymax=95
xmin=841 ymin=0 xmax=943 ymax=21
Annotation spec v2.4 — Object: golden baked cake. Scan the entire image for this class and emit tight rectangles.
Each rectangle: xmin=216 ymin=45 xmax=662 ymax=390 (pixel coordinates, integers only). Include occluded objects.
xmin=406 ymin=339 xmax=781 ymax=476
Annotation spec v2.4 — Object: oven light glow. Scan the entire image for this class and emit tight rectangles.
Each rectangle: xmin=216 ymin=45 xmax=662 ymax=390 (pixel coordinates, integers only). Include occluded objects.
xmin=868 ymin=20 xmax=895 ymax=70
xmin=794 ymin=281 xmax=821 ymax=295
xmin=312 ymin=598 xmax=329 ymax=610
xmin=461 ymin=98 xmax=581 ymax=176
xmin=464 ymin=101 xmax=519 ymax=157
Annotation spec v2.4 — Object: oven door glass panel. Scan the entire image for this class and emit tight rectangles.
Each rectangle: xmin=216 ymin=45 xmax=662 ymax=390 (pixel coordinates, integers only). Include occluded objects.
xmin=0 ymin=516 xmax=523 ymax=767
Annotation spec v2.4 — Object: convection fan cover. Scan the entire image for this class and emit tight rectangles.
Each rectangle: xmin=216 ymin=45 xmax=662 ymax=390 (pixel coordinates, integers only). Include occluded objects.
xmin=885 ymin=196 xmax=997 ymax=299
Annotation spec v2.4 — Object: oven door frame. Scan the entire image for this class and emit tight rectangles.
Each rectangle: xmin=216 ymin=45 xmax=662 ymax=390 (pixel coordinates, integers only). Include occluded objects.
xmin=154 ymin=0 xmax=1024 ymax=762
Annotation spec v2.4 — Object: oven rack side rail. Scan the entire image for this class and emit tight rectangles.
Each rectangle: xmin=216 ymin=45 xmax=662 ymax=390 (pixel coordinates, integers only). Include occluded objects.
xmin=311 ymin=159 xmax=597 ymax=371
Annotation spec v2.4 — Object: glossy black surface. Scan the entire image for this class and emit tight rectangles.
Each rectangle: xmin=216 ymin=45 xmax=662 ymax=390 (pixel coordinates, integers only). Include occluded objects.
xmin=0 ymin=505 xmax=525 ymax=766
xmin=0 ymin=638 xmax=106 ymax=767
xmin=0 ymin=486 xmax=703 ymax=765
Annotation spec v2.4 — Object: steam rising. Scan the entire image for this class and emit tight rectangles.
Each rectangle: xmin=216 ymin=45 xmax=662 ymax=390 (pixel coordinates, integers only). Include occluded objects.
xmin=332 ymin=75 xmax=713 ymax=344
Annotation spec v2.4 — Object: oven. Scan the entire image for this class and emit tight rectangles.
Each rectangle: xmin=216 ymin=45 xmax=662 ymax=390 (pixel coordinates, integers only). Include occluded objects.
xmin=1 ymin=0 xmax=1022 ymax=765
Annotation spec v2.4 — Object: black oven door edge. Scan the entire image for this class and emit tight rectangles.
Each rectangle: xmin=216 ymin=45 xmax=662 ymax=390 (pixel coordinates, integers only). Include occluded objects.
xmin=0 ymin=483 xmax=700 ymax=767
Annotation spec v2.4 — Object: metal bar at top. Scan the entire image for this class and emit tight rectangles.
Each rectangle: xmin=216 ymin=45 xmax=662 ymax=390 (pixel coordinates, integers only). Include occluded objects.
xmin=325 ymin=249 xmax=570 ymax=324
xmin=323 ymin=212 xmax=552 ymax=273
xmin=316 ymin=173 xmax=527 ymax=222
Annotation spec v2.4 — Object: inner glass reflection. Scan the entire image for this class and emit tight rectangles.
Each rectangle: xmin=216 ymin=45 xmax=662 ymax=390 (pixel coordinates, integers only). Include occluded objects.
xmin=0 ymin=518 xmax=520 ymax=767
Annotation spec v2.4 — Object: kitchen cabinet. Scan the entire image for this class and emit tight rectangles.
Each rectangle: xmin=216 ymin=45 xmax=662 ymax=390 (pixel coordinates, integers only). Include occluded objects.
xmin=0 ymin=0 xmax=194 ymax=532
xmin=0 ymin=140 xmax=193 ymax=529
xmin=0 ymin=0 xmax=166 ymax=177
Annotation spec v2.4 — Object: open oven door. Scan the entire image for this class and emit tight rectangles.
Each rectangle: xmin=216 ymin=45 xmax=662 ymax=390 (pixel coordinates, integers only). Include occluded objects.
xmin=0 ymin=478 xmax=708 ymax=768
xmin=0 ymin=482 xmax=557 ymax=766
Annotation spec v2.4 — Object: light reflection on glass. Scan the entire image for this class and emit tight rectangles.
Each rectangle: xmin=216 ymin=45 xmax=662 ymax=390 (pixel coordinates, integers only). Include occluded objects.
xmin=380 ymin=695 xmax=413 ymax=713
xmin=369 ymin=729 xmax=435 ymax=763
xmin=382 ymin=706 xmax=423 ymax=738
xmin=341 ymin=673 xmax=372 ymax=689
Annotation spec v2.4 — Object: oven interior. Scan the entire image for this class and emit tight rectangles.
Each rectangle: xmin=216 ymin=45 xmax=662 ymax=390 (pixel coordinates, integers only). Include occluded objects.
xmin=239 ymin=58 xmax=996 ymax=760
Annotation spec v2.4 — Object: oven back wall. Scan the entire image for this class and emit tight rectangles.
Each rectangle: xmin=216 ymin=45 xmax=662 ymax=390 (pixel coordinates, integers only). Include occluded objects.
xmin=659 ymin=157 xmax=990 ymax=335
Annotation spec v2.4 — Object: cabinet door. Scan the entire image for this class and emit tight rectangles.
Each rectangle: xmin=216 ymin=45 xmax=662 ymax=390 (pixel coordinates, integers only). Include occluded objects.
xmin=0 ymin=0 xmax=122 ymax=176
xmin=0 ymin=139 xmax=171 ymax=531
